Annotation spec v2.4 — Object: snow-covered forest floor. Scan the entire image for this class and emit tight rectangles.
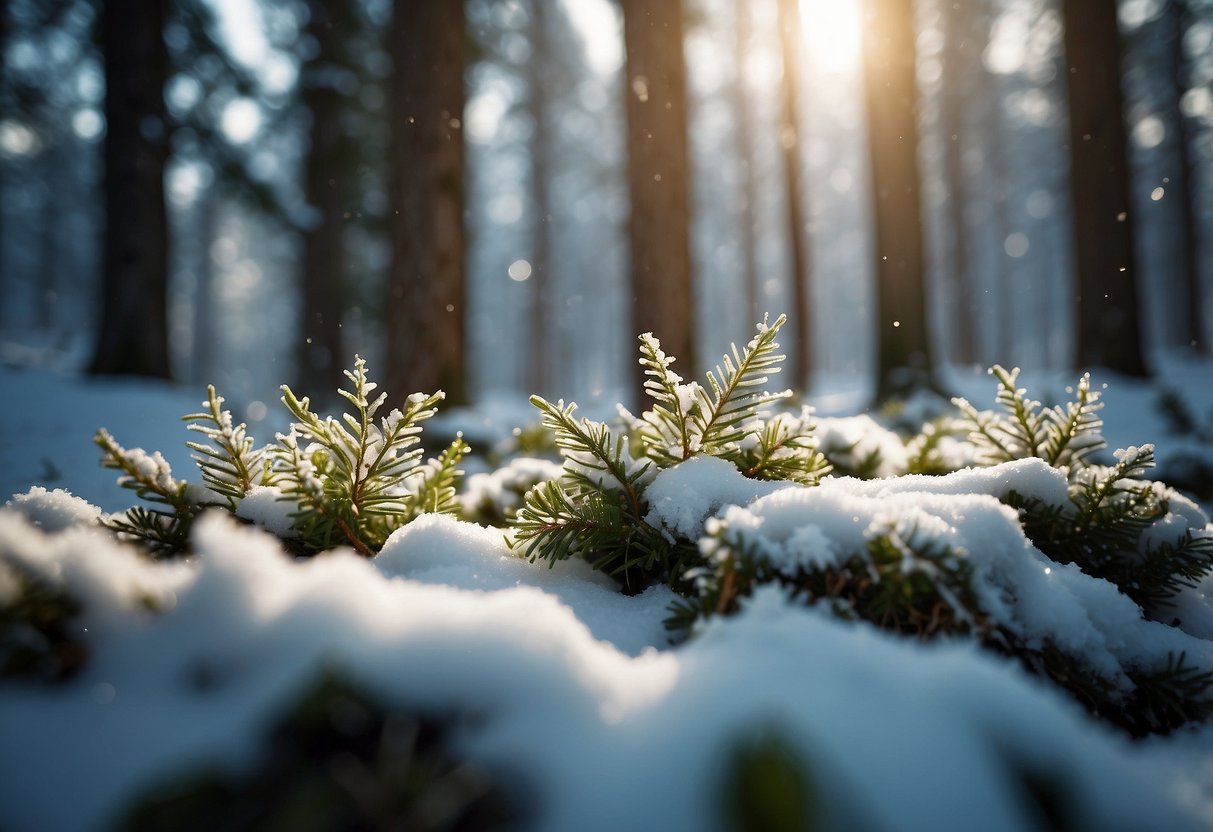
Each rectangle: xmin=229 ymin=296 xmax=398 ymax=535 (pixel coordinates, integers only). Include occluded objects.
xmin=2 ymin=355 xmax=1213 ymax=831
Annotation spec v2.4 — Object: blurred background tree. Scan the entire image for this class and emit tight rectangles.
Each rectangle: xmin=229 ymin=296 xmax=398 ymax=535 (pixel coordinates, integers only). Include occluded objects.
xmin=1 ymin=0 xmax=1211 ymax=414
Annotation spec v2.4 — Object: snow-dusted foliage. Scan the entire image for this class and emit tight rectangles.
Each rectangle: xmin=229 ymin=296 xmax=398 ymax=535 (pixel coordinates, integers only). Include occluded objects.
xmin=948 ymin=367 xmax=1213 ymax=618
xmin=0 ymin=506 xmax=1210 ymax=831
xmin=513 ymin=315 xmax=829 ymax=590
xmin=5 ymin=331 xmax=1213 ymax=828
xmin=92 ymin=356 xmax=467 ymax=556
xmin=461 ymin=456 xmax=563 ymax=526
xmin=676 ymin=367 xmax=1213 ymax=735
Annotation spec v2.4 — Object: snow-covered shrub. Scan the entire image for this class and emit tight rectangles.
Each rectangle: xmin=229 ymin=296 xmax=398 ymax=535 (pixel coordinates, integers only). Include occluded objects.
xmin=4 ymin=507 xmax=1207 ymax=831
xmin=0 ymin=507 xmax=186 ymax=683
xmin=123 ymin=670 xmax=523 ymax=831
xmin=94 ymin=356 xmax=468 ymax=557
xmin=951 ymin=366 xmax=1213 ymax=618
xmin=672 ymin=368 xmax=1213 ymax=735
xmin=461 ymin=456 xmax=563 ymax=526
xmin=513 ymin=315 xmax=829 ymax=591
xmin=814 ymin=414 xmax=908 ymax=478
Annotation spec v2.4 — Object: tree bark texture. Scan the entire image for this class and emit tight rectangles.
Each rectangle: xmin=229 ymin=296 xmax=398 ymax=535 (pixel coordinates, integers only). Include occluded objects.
xmin=190 ymin=185 xmax=219 ymax=386
xmin=0 ymin=0 xmax=8 ymax=325
xmin=387 ymin=0 xmax=467 ymax=404
xmin=620 ymin=0 xmax=695 ymax=402
xmin=861 ymin=0 xmax=935 ymax=399
xmin=1062 ymin=0 xmax=1148 ymax=375
xmin=90 ymin=0 xmax=172 ymax=378
xmin=939 ymin=0 xmax=977 ymax=365
xmin=527 ymin=0 xmax=553 ymax=396
xmin=732 ymin=0 xmax=760 ymax=326
xmin=777 ymin=0 xmax=812 ymax=390
xmin=298 ymin=0 xmax=348 ymax=395
xmin=1166 ymin=0 xmax=1206 ymax=352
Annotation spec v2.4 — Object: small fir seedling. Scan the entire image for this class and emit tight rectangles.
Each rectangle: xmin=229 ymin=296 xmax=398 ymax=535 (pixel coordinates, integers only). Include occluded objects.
xmin=675 ymin=367 xmax=1213 ymax=735
xmin=122 ymin=671 xmax=524 ymax=831
xmin=274 ymin=357 xmax=468 ymax=555
xmin=184 ymin=386 xmax=276 ymax=509
xmin=0 ymin=558 xmax=86 ymax=682
xmin=512 ymin=315 xmax=830 ymax=591
xmin=953 ymin=365 xmax=1106 ymax=470
xmin=671 ymin=514 xmax=986 ymax=641
xmin=95 ymin=356 xmax=466 ymax=557
xmin=94 ymin=429 xmax=204 ymax=554
xmin=950 ymin=366 xmax=1213 ymax=617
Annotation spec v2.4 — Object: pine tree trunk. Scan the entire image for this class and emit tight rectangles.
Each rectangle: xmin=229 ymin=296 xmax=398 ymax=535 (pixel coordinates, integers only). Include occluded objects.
xmin=298 ymin=0 xmax=347 ymax=396
xmin=620 ymin=0 xmax=694 ymax=403
xmin=90 ymin=0 xmax=172 ymax=378
xmin=0 ymin=0 xmax=8 ymax=327
xmin=36 ymin=147 xmax=58 ymax=330
xmin=1167 ymin=0 xmax=1206 ymax=352
xmin=527 ymin=0 xmax=553 ymax=396
xmin=386 ymin=0 xmax=467 ymax=404
xmin=1061 ymin=0 xmax=1148 ymax=376
xmin=777 ymin=0 xmax=812 ymax=391
xmin=733 ymin=0 xmax=760 ymax=326
xmin=861 ymin=0 xmax=935 ymax=400
xmin=987 ymin=97 xmax=1014 ymax=364
xmin=191 ymin=185 xmax=219 ymax=386
xmin=939 ymin=0 xmax=977 ymax=366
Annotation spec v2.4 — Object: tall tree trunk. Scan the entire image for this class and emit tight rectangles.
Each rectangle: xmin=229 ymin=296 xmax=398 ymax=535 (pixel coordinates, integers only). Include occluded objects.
xmin=386 ymin=0 xmax=467 ymax=404
xmin=733 ymin=0 xmax=760 ymax=326
xmin=298 ymin=0 xmax=347 ymax=395
xmin=527 ymin=0 xmax=553 ymax=396
xmin=777 ymin=0 xmax=812 ymax=391
xmin=90 ymin=0 xmax=172 ymax=378
xmin=191 ymin=184 xmax=219 ymax=385
xmin=1167 ymin=0 xmax=1206 ymax=352
xmin=1061 ymin=0 xmax=1148 ymax=376
xmin=861 ymin=0 xmax=935 ymax=400
xmin=987 ymin=96 xmax=1014 ymax=364
xmin=0 ymin=0 xmax=8 ymax=327
xmin=620 ymin=0 xmax=694 ymax=403
xmin=37 ymin=153 xmax=59 ymax=330
xmin=939 ymin=0 xmax=977 ymax=365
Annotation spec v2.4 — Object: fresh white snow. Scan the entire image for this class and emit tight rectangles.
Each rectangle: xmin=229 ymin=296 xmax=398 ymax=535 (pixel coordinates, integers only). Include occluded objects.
xmin=1 ymin=364 xmax=1213 ymax=830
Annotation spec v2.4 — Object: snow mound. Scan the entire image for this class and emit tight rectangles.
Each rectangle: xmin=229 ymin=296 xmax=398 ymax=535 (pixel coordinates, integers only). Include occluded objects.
xmin=375 ymin=513 xmax=675 ymax=655
xmin=699 ymin=461 xmax=1213 ymax=685
xmin=816 ymin=414 xmax=909 ymax=476
xmin=233 ymin=484 xmax=297 ymax=537
xmin=0 ymin=507 xmax=1209 ymax=831
xmin=5 ymin=486 xmax=102 ymax=532
xmin=644 ymin=455 xmax=789 ymax=539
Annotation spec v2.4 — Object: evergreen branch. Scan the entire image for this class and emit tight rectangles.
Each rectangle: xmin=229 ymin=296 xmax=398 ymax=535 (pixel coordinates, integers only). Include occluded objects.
xmin=1043 ymin=372 xmax=1105 ymax=467
xmin=692 ymin=314 xmax=792 ymax=450
xmin=514 ymin=480 xmax=630 ymax=564
xmin=95 ymin=429 xmax=193 ymax=512
xmin=406 ymin=434 xmax=471 ymax=521
xmin=1128 ymin=530 xmax=1213 ymax=612
xmin=530 ymin=395 xmax=648 ymax=512
xmin=183 ymin=385 xmax=270 ymax=507
xmin=738 ymin=408 xmax=831 ymax=485
xmin=989 ymin=365 xmax=1045 ymax=458
xmin=1124 ymin=652 xmax=1213 ymax=735
xmin=274 ymin=359 xmax=450 ymax=555
xmin=954 ymin=366 xmax=1107 ymax=472
xmin=102 ymin=505 xmax=193 ymax=556
xmin=952 ymin=398 xmax=1018 ymax=464
xmin=637 ymin=332 xmax=696 ymax=463
xmin=1071 ymin=445 xmax=1156 ymax=530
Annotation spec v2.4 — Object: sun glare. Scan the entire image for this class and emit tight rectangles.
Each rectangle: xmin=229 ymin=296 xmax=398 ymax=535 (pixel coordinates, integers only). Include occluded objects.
xmin=799 ymin=0 xmax=863 ymax=74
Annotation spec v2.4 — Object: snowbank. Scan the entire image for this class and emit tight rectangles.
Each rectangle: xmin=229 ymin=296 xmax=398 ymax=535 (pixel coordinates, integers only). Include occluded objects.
xmin=0 ymin=499 xmax=1210 ymax=831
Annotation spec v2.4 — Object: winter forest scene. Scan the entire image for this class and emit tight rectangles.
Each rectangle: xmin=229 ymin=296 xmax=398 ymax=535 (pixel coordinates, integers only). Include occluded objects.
xmin=3 ymin=0 xmax=1213 ymax=828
